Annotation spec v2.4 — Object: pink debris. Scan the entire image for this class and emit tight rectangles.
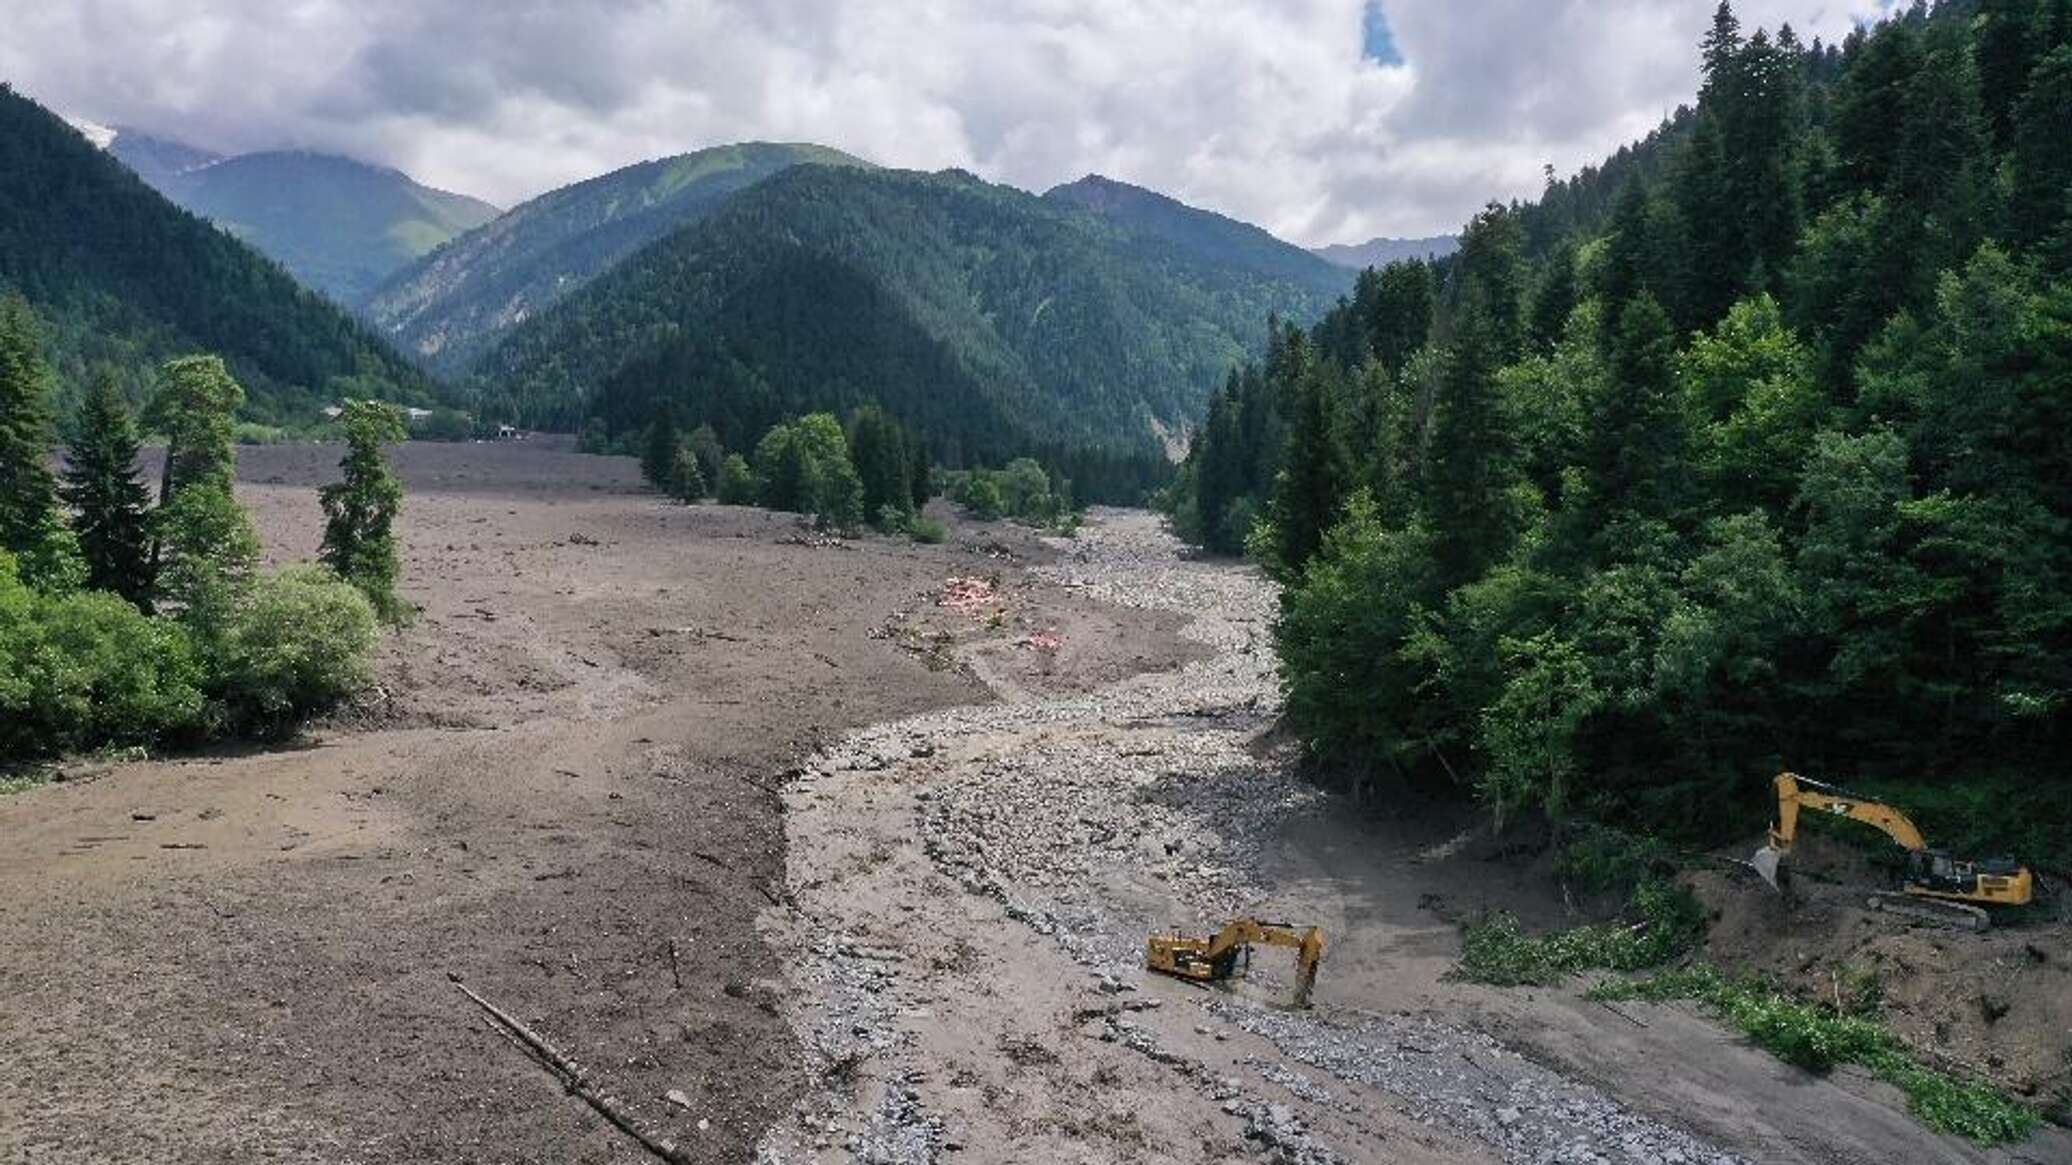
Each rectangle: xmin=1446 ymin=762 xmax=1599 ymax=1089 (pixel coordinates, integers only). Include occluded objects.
xmin=939 ymin=576 xmax=998 ymax=615
xmin=1018 ymin=630 xmax=1063 ymax=652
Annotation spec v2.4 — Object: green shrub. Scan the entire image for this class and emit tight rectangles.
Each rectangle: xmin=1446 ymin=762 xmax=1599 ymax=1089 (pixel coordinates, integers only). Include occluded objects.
xmin=907 ymin=515 xmax=949 ymax=544
xmin=232 ymin=421 xmax=291 ymax=445
xmin=1593 ymin=966 xmax=2037 ymax=1143
xmin=1555 ymin=823 xmax=1679 ymax=894
xmin=411 ymin=408 xmax=473 ymax=442
xmin=716 ymin=453 xmax=759 ymax=505
xmin=1453 ymin=877 xmax=1703 ymax=986
xmin=212 ymin=567 xmax=378 ymax=730
xmin=0 ymin=551 xmax=205 ymax=758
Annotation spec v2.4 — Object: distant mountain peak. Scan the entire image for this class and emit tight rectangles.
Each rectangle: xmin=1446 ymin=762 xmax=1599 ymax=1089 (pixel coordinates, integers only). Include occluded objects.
xmin=63 ymin=114 xmax=116 ymax=149
xmin=1310 ymin=233 xmax=1461 ymax=270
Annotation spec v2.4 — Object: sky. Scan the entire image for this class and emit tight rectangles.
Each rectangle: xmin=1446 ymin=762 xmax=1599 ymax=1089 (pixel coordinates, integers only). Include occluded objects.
xmin=4 ymin=0 xmax=1892 ymax=246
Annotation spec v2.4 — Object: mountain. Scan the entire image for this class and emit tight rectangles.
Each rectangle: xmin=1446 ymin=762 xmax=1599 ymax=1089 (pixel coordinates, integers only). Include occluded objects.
xmin=98 ymin=124 xmax=221 ymax=186
xmin=1311 ymin=234 xmax=1460 ymax=269
xmin=102 ymin=134 xmax=502 ymax=305
xmin=475 ymin=165 xmax=1347 ymax=465
xmin=364 ymin=142 xmax=870 ymax=372
xmin=0 ymin=86 xmax=431 ymax=421
xmin=1044 ymin=174 xmax=1352 ymax=299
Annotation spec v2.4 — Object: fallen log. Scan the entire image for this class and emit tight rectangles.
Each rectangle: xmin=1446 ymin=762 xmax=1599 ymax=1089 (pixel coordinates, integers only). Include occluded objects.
xmin=447 ymin=972 xmax=691 ymax=1164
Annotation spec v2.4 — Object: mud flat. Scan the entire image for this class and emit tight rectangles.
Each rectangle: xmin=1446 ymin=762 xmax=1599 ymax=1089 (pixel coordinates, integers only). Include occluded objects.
xmin=0 ymin=440 xmax=1186 ymax=1164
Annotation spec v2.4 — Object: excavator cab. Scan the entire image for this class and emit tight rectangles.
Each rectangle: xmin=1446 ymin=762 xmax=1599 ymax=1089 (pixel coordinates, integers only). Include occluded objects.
xmin=1145 ymin=919 xmax=1325 ymax=1008
xmin=1753 ymin=772 xmax=2034 ymax=929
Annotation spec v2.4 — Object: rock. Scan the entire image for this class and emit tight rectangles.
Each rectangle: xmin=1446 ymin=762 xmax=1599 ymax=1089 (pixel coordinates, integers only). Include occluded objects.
xmin=1495 ymin=1105 xmax=1522 ymax=1128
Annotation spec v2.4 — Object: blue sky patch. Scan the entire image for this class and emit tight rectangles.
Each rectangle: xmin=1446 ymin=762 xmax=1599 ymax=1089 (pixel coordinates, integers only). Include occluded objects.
xmin=1362 ymin=1 xmax=1403 ymax=66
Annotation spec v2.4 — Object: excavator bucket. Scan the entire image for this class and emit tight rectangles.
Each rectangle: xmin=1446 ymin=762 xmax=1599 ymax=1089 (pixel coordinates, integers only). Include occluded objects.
xmin=1750 ymin=844 xmax=1784 ymax=891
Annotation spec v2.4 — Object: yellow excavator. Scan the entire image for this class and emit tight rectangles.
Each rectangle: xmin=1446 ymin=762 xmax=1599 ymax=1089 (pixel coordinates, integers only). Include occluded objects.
xmin=1753 ymin=772 xmax=2034 ymax=931
xmin=1145 ymin=919 xmax=1325 ymax=1007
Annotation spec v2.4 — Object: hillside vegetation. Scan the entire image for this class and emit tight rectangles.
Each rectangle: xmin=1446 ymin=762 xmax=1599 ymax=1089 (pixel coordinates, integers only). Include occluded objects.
xmin=0 ymin=87 xmax=431 ymax=421
xmin=1172 ymin=0 xmax=2072 ymax=845
xmin=364 ymin=142 xmax=869 ymax=371
xmin=477 ymin=165 xmax=1345 ymax=497
xmin=1045 ymin=174 xmax=1353 ymax=298
xmin=129 ymin=148 xmax=501 ymax=305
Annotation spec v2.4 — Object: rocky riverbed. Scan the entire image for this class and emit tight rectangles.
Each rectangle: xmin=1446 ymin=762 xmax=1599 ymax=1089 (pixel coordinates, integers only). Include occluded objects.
xmin=754 ymin=509 xmax=1746 ymax=1165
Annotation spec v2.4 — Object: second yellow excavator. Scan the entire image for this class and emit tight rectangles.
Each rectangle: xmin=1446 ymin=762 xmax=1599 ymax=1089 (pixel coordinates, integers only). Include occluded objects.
xmin=1145 ymin=919 xmax=1325 ymax=1007
xmin=1753 ymin=772 xmax=2034 ymax=931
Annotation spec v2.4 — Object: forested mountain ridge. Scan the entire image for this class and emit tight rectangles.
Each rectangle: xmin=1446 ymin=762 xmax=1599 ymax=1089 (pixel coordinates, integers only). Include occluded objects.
xmin=1311 ymin=233 xmax=1460 ymax=269
xmin=364 ymin=142 xmax=870 ymax=372
xmin=0 ymin=86 xmax=432 ymax=421
xmin=111 ymin=145 xmax=502 ymax=305
xmin=1173 ymin=0 xmax=2072 ymax=851
xmin=1044 ymin=174 xmax=1353 ymax=299
xmin=472 ymin=163 xmax=1341 ymax=483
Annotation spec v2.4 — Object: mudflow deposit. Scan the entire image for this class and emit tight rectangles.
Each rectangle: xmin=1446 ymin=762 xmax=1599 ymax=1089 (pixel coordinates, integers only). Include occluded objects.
xmin=2 ymin=442 xmax=2065 ymax=1165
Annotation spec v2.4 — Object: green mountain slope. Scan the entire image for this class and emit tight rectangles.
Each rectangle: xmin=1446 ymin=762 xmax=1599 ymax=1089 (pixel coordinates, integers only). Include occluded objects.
xmin=475 ymin=165 xmax=1342 ymax=465
xmin=1044 ymin=174 xmax=1353 ymax=299
xmin=0 ymin=86 xmax=431 ymax=420
xmin=364 ymin=142 xmax=869 ymax=372
xmin=125 ymin=148 xmax=502 ymax=305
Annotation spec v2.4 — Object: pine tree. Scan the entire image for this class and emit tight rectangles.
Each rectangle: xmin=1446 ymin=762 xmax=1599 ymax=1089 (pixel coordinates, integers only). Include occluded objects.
xmin=684 ymin=424 xmax=725 ymax=497
xmin=1584 ymin=292 xmax=1687 ymax=523
xmin=1421 ymin=306 xmax=1516 ymax=589
xmin=847 ymin=404 xmax=913 ymax=526
xmin=668 ymin=446 xmax=707 ymax=504
xmin=0 ymin=292 xmax=78 ymax=590
xmin=319 ymin=400 xmax=410 ymax=623
xmin=61 ymin=371 xmax=153 ymax=606
xmin=1267 ymin=365 xmax=1349 ymax=576
xmin=640 ymin=404 xmax=681 ymax=491
xmin=147 ymin=355 xmax=259 ymax=622
xmin=1599 ymin=179 xmax=1655 ymax=339
xmin=2011 ymin=46 xmax=2072 ymax=252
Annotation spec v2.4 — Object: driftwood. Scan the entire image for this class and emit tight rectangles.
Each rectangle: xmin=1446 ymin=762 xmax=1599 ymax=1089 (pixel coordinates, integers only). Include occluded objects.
xmin=448 ymin=972 xmax=691 ymax=1164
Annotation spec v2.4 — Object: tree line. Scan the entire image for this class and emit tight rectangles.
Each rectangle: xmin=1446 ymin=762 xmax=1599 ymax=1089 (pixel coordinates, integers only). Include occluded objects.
xmin=624 ymin=400 xmax=1078 ymax=537
xmin=1168 ymin=0 xmax=2072 ymax=852
xmin=0 ymin=294 xmax=408 ymax=762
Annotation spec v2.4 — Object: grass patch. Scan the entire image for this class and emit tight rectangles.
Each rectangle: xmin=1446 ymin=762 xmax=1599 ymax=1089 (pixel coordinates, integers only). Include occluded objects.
xmin=0 ymin=770 xmax=48 ymax=795
xmin=1592 ymin=966 xmax=2037 ymax=1144
xmin=1453 ymin=878 xmax=1704 ymax=986
xmin=906 ymin=516 xmax=949 ymax=544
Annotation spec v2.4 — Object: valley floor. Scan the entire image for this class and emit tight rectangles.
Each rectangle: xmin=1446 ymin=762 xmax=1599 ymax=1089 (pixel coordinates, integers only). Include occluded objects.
xmin=0 ymin=444 xmax=2062 ymax=1165
xmin=757 ymin=510 xmax=2070 ymax=1165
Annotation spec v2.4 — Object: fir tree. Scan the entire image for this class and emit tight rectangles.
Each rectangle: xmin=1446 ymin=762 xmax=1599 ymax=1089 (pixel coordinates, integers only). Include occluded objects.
xmin=0 ymin=292 xmax=78 ymax=590
xmin=640 ymin=404 xmax=681 ymax=492
xmin=61 ymin=371 xmax=154 ymax=606
xmin=319 ymin=400 xmax=410 ymax=623
xmin=147 ymin=355 xmax=259 ymax=623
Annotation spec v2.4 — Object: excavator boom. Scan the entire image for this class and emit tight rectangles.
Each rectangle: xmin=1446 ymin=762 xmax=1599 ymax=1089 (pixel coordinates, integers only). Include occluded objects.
xmin=1145 ymin=919 xmax=1325 ymax=1007
xmin=1753 ymin=771 xmax=2033 ymax=927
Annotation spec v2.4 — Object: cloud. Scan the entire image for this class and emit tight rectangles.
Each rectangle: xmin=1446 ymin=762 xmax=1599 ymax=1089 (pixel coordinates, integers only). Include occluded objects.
xmin=1 ymin=0 xmax=1887 ymax=244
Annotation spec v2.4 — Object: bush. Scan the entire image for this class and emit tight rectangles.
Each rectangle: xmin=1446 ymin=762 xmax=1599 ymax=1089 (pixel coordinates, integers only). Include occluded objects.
xmin=0 ymin=551 xmax=205 ymax=758
xmin=1593 ymin=966 xmax=2037 ymax=1143
xmin=411 ymin=408 xmax=473 ymax=442
xmin=753 ymin=414 xmax=863 ymax=529
xmin=1453 ymin=877 xmax=1704 ymax=986
xmin=211 ymin=567 xmax=378 ymax=730
xmin=907 ymin=515 xmax=949 ymax=544
xmin=716 ymin=454 xmax=758 ymax=504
